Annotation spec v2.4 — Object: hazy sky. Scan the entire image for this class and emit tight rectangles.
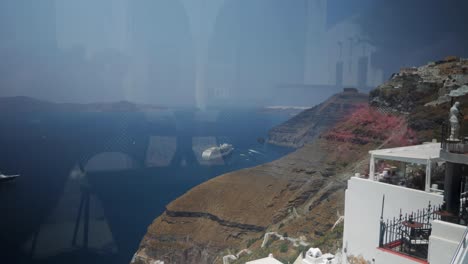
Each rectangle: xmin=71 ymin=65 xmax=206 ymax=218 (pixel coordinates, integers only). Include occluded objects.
xmin=0 ymin=0 xmax=466 ymax=107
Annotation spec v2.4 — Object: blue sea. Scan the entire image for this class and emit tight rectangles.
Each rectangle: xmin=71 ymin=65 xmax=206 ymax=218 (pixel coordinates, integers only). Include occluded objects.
xmin=0 ymin=109 xmax=294 ymax=264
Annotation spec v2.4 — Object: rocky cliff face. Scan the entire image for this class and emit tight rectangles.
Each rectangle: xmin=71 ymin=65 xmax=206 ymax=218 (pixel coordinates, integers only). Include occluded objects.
xmin=131 ymin=58 xmax=468 ymax=264
xmin=132 ymin=142 xmax=351 ymax=264
xmin=267 ymin=89 xmax=368 ymax=148
xmin=370 ymin=56 xmax=468 ymax=140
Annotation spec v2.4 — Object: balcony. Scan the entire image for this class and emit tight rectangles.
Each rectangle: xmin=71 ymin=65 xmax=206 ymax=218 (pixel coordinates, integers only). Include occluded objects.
xmin=378 ymin=202 xmax=443 ymax=261
xmin=343 ymin=139 xmax=468 ymax=263
xmin=343 ymin=177 xmax=444 ymax=264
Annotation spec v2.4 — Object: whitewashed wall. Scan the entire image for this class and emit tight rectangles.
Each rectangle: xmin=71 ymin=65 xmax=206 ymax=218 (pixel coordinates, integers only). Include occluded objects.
xmin=342 ymin=177 xmax=444 ymax=263
xmin=374 ymin=249 xmax=424 ymax=264
xmin=428 ymin=220 xmax=465 ymax=264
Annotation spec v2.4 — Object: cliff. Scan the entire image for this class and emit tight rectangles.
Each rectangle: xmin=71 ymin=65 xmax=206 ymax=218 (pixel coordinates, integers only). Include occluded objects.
xmin=131 ymin=90 xmax=413 ymax=264
xmin=267 ymin=89 xmax=368 ymax=148
xmin=132 ymin=58 xmax=468 ymax=264
xmin=132 ymin=143 xmax=350 ymax=264
xmin=370 ymin=56 xmax=468 ymax=140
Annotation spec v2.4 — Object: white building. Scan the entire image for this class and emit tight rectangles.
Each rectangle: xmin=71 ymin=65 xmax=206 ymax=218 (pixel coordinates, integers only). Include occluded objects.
xmin=297 ymin=248 xmax=337 ymax=264
xmin=245 ymin=249 xmax=337 ymax=264
xmin=246 ymin=254 xmax=283 ymax=264
xmin=343 ymin=142 xmax=468 ymax=264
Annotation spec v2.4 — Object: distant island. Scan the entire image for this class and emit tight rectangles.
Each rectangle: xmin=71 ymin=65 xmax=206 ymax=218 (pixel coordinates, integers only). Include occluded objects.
xmin=0 ymin=96 xmax=166 ymax=113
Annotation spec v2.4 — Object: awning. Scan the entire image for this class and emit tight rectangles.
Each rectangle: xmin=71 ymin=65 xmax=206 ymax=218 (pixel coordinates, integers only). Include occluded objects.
xmin=368 ymin=143 xmax=442 ymax=192
xmin=369 ymin=143 xmax=441 ymax=164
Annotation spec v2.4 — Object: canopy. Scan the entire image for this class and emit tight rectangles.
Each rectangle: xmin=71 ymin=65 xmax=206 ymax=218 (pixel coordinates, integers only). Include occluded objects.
xmin=369 ymin=143 xmax=441 ymax=164
xmin=368 ymin=143 xmax=442 ymax=192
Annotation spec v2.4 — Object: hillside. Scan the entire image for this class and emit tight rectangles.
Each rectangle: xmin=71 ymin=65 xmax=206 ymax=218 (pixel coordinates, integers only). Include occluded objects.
xmin=267 ymin=88 xmax=368 ymax=148
xmin=130 ymin=90 xmax=414 ymax=264
xmin=132 ymin=57 xmax=468 ymax=264
xmin=370 ymin=56 xmax=468 ymax=140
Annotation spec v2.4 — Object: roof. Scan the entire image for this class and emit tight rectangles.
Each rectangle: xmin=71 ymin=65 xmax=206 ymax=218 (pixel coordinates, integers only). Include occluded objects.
xmin=369 ymin=143 xmax=441 ymax=164
xmin=246 ymin=256 xmax=283 ymax=264
xmin=449 ymin=85 xmax=468 ymax=97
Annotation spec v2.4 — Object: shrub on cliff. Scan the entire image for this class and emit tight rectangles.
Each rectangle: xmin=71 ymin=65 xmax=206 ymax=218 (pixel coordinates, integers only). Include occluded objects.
xmin=279 ymin=242 xmax=288 ymax=253
xmin=323 ymin=105 xmax=416 ymax=147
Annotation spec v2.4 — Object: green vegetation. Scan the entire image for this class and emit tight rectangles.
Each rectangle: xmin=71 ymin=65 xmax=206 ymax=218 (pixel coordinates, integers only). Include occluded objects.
xmin=279 ymin=242 xmax=288 ymax=253
xmin=264 ymin=235 xmax=278 ymax=248
xmin=311 ymin=223 xmax=343 ymax=252
xmin=246 ymin=236 xmax=262 ymax=248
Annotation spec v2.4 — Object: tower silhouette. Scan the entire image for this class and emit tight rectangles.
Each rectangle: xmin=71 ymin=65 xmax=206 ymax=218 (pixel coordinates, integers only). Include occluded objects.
xmin=0 ymin=0 xmax=57 ymax=53
xmin=335 ymin=41 xmax=344 ymax=88
xmin=357 ymin=41 xmax=369 ymax=89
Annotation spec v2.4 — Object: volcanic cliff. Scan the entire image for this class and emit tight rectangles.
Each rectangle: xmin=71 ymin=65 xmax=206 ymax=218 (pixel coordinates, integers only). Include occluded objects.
xmin=132 ymin=57 xmax=468 ymax=264
xmin=267 ymin=88 xmax=368 ymax=148
xmin=370 ymin=56 xmax=468 ymax=140
xmin=130 ymin=89 xmax=406 ymax=264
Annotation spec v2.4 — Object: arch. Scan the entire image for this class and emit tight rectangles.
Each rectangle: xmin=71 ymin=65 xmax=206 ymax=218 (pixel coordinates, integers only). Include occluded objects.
xmin=124 ymin=0 xmax=194 ymax=106
xmin=179 ymin=0 xmax=227 ymax=109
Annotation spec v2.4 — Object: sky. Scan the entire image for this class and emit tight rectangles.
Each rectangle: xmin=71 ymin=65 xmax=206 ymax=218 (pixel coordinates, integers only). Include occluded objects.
xmin=0 ymin=0 xmax=466 ymax=107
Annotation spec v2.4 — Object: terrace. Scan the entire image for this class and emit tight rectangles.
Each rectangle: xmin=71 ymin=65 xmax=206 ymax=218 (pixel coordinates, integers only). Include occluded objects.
xmin=368 ymin=143 xmax=443 ymax=193
xmin=378 ymin=201 xmax=450 ymax=261
xmin=343 ymin=141 xmax=468 ymax=264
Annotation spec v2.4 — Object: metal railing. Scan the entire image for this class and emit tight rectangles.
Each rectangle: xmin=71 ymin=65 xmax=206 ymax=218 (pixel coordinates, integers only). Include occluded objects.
xmin=460 ymin=192 xmax=468 ymax=226
xmin=379 ymin=202 xmax=443 ymax=260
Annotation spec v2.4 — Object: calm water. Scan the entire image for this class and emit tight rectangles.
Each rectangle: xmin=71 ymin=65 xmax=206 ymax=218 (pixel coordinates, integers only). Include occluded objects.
xmin=0 ymin=109 xmax=293 ymax=264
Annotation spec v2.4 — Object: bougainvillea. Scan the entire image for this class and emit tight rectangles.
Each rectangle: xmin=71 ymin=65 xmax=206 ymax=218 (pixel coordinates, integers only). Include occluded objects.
xmin=323 ymin=104 xmax=417 ymax=147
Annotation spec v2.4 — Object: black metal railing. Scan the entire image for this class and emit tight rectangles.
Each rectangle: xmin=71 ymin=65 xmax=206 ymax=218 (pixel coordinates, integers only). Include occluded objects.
xmin=460 ymin=191 xmax=468 ymax=225
xmin=379 ymin=202 xmax=443 ymax=260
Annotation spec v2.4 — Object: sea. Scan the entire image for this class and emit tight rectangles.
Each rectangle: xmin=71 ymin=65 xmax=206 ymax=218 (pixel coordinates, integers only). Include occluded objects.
xmin=0 ymin=109 xmax=294 ymax=264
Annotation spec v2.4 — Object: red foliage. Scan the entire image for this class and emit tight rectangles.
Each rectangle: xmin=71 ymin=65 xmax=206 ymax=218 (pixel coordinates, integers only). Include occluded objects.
xmin=323 ymin=105 xmax=416 ymax=146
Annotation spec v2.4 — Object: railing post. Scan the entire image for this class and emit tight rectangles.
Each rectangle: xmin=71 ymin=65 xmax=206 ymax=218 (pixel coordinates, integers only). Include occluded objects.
xmin=370 ymin=155 xmax=376 ymax=180
xmin=379 ymin=220 xmax=385 ymax=247
xmin=442 ymin=123 xmax=446 ymax=151
xmin=379 ymin=195 xmax=385 ymax=247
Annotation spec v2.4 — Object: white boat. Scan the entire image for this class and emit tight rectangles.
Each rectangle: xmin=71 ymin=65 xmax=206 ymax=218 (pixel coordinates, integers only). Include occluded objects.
xmin=0 ymin=172 xmax=20 ymax=183
xmin=202 ymin=143 xmax=234 ymax=160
